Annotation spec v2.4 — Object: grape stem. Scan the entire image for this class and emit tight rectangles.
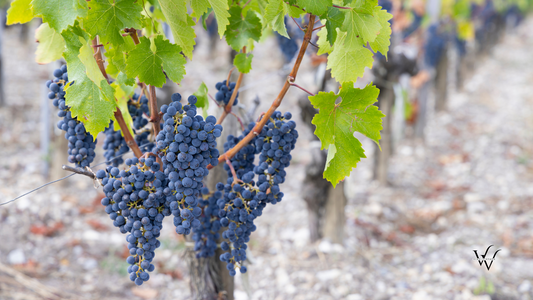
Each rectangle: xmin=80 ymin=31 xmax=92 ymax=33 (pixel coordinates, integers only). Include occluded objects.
xmin=91 ymin=37 xmax=143 ymax=158
xmin=313 ymin=24 xmax=326 ymax=31
xmin=216 ymin=47 xmax=246 ymax=125
xmin=225 ymin=157 xmax=240 ymax=184
xmin=288 ymin=77 xmax=315 ymax=96
xmin=291 ymin=17 xmax=305 ymax=31
xmin=62 ymin=165 xmax=96 ymax=180
xmin=230 ymin=112 xmax=245 ymax=131
xmin=332 ymin=4 xmax=351 ymax=9
xmin=125 ymin=28 xmax=140 ymax=44
xmin=208 ymin=14 xmax=317 ymax=170
xmin=148 ymin=85 xmax=164 ymax=171
xmin=226 ymin=67 xmax=235 ymax=87
xmin=208 ymin=93 xmax=221 ymax=107
xmin=148 ymin=85 xmax=160 ymax=136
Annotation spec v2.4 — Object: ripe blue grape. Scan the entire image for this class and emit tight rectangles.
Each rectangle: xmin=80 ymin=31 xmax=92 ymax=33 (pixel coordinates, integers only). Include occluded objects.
xmin=103 ymin=122 xmax=129 ymax=166
xmin=191 ymin=111 xmax=297 ymax=276
xmin=97 ymin=156 xmax=170 ymax=286
xmin=214 ymin=80 xmax=239 ymax=106
xmin=153 ymin=93 xmax=222 ymax=236
xmin=128 ymin=93 xmax=155 ymax=153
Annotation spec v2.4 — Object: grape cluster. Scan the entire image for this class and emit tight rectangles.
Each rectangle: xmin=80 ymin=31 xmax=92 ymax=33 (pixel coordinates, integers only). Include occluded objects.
xmin=154 ymin=93 xmax=222 ymax=236
xmin=47 ymin=66 xmax=97 ymax=167
xmin=223 ymin=122 xmax=258 ymax=179
xmin=214 ymin=111 xmax=297 ymax=276
xmin=192 ymin=188 xmax=223 ymax=258
xmin=215 ymin=80 xmax=239 ymax=106
xmin=96 ymin=156 xmax=170 ymax=286
xmin=128 ymin=93 xmax=154 ymax=153
xmin=102 ymin=122 xmax=129 ymax=167
xmin=252 ymin=111 xmax=296 ymax=205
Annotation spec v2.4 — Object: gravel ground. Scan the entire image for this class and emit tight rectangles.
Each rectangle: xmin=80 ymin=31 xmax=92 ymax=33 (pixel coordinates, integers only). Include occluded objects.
xmin=1 ymin=17 xmax=533 ymax=300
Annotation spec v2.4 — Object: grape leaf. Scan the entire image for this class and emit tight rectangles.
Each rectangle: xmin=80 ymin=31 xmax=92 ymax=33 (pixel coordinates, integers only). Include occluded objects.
xmin=84 ymin=0 xmax=143 ymax=47
xmin=342 ymin=6 xmax=381 ymax=44
xmin=225 ymin=6 xmax=262 ymax=51
xmin=322 ymin=6 xmax=344 ymax=45
xmin=208 ymin=0 xmax=231 ymax=36
xmin=105 ymin=39 xmax=136 ymax=77
xmin=111 ymin=81 xmax=135 ymax=137
xmin=284 ymin=2 xmax=305 ymax=18
xmin=157 ymin=1 xmax=196 ymax=58
xmin=191 ymin=0 xmax=210 ymax=17
xmin=32 ymin=0 xmax=86 ymax=33
xmin=61 ymin=24 xmax=90 ymax=83
xmin=61 ymin=25 xmax=116 ymax=137
xmin=125 ymin=35 xmax=186 ymax=87
xmin=193 ymin=82 xmax=209 ymax=119
xmin=297 ymin=0 xmax=332 ymax=16
xmin=310 ymin=83 xmax=384 ymax=186
xmin=234 ymin=53 xmax=253 ymax=74
xmin=158 ymin=0 xmax=187 ymax=23
xmin=190 ymin=0 xmax=232 ymax=38
xmin=6 ymin=0 xmax=34 ymax=25
xmin=316 ymin=27 xmax=333 ymax=55
xmin=78 ymin=40 xmax=108 ymax=88
xmin=35 ymin=23 xmax=66 ymax=64
xmin=368 ymin=7 xmax=392 ymax=58
xmin=65 ymin=79 xmax=117 ymax=137
xmin=264 ymin=0 xmax=289 ymax=38
xmin=327 ymin=31 xmax=373 ymax=83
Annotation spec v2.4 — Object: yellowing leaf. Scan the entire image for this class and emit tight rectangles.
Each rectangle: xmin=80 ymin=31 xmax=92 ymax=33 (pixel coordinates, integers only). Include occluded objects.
xmin=35 ymin=23 xmax=66 ymax=64
xmin=111 ymin=81 xmax=135 ymax=137
xmin=7 ymin=0 xmax=34 ymax=25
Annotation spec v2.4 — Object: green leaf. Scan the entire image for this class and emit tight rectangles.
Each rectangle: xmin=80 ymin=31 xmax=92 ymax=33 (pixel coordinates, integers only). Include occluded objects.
xmin=234 ymin=53 xmax=253 ymax=73
xmin=61 ymin=25 xmax=116 ymax=137
xmin=327 ymin=31 xmax=373 ymax=83
xmin=316 ymin=27 xmax=333 ymax=55
xmin=65 ymin=79 xmax=117 ymax=137
xmin=284 ymin=2 xmax=305 ymax=18
xmin=117 ymin=71 xmax=136 ymax=88
xmin=208 ymin=0 xmax=231 ymax=36
xmin=310 ymin=83 xmax=384 ymax=186
xmin=6 ymin=0 xmax=34 ymax=25
xmin=111 ymin=81 xmax=135 ymax=137
xmin=61 ymin=24 xmax=90 ymax=83
xmin=84 ymin=0 xmax=143 ymax=47
xmin=368 ymin=7 xmax=392 ymax=58
xmin=32 ymin=0 xmax=86 ymax=33
xmin=297 ymin=0 xmax=332 ymax=16
xmin=264 ymin=0 xmax=289 ymax=38
xmin=158 ymin=0 xmax=187 ymax=23
xmin=35 ymin=23 xmax=66 ymax=64
xmin=225 ymin=6 xmax=262 ymax=51
xmin=342 ymin=5 xmax=381 ymax=44
xmin=193 ymin=82 xmax=209 ymax=119
xmin=125 ymin=35 xmax=186 ymax=87
xmin=105 ymin=38 xmax=136 ymax=77
xmin=157 ymin=1 xmax=196 ymax=58
xmin=322 ymin=6 xmax=345 ymax=45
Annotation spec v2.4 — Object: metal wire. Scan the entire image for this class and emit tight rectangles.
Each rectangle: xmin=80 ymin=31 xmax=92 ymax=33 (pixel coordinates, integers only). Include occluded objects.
xmin=0 ymin=141 xmax=155 ymax=207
